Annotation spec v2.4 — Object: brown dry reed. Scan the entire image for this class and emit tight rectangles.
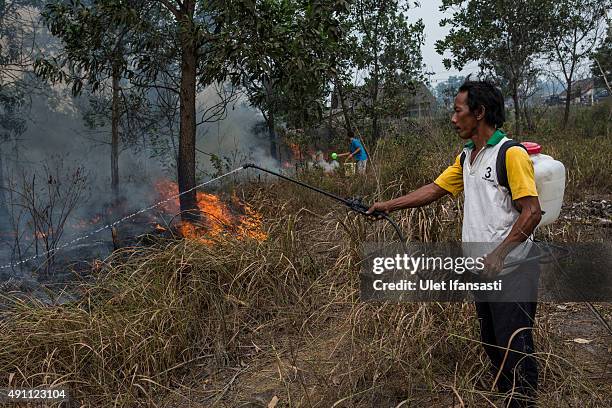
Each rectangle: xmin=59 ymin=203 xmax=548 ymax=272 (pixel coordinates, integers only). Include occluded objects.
xmin=0 ymin=109 xmax=610 ymax=407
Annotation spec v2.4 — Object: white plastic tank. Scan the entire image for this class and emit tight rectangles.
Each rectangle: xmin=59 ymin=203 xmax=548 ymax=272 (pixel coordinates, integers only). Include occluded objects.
xmin=522 ymin=142 xmax=566 ymax=226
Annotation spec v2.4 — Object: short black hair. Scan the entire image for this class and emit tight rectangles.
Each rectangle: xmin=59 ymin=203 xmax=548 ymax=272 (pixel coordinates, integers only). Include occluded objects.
xmin=457 ymin=79 xmax=505 ymax=128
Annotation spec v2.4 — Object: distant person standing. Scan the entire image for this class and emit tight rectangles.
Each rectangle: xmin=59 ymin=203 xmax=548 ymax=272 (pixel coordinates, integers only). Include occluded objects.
xmin=337 ymin=130 xmax=368 ymax=174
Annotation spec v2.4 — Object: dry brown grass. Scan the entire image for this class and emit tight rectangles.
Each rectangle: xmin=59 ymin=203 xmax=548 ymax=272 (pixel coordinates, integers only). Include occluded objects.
xmin=0 ymin=114 xmax=610 ymax=407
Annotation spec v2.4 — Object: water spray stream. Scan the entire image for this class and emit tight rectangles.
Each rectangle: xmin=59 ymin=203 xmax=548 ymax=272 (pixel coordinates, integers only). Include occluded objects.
xmin=0 ymin=167 xmax=244 ymax=270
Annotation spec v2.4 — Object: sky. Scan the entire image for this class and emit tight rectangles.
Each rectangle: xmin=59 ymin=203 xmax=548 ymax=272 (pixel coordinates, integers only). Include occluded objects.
xmin=408 ymin=0 xmax=481 ymax=85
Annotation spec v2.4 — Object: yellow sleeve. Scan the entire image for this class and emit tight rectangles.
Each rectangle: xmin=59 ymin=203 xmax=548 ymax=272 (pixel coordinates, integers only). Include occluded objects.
xmin=506 ymin=146 xmax=538 ymax=200
xmin=434 ymin=154 xmax=464 ymax=197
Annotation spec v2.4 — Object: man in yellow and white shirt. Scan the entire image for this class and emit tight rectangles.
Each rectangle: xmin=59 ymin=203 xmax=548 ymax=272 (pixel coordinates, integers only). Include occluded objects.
xmin=367 ymin=80 xmax=542 ymax=407
xmin=436 ymin=129 xmax=538 ymax=275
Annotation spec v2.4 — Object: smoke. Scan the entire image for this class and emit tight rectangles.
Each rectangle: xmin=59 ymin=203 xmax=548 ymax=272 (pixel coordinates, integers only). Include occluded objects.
xmin=0 ymin=76 xmax=284 ymax=269
xmin=0 ymin=7 xmax=282 ymax=273
xmin=313 ymin=158 xmax=340 ymax=173
xmin=4 ymin=83 xmax=276 ymax=213
xmin=195 ymin=86 xmax=279 ymax=173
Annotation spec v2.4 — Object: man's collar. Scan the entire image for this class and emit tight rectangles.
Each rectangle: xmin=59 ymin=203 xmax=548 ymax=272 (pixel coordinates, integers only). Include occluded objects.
xmin=464 ymin=129 xmax=506 ymax=149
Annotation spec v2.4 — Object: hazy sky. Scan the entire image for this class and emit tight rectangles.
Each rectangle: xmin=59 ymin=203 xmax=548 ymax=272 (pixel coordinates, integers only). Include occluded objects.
xmin=408 ymin=0 xmax=480 ymax=84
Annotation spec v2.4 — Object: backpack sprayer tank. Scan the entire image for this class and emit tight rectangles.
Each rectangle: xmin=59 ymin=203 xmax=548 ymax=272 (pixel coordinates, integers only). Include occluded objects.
xmin=522 ymin=142 xmax=566 ymax=227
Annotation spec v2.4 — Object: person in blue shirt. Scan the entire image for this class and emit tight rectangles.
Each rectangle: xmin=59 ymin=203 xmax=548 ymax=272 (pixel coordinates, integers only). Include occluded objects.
xmin=337 ymin=130 xmax=368 ymax=174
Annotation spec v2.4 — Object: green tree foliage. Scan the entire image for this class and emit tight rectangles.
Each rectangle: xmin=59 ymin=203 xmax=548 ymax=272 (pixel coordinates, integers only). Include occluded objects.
xmin=35 ymin=0 xmax=353 ymax=222
xmin=35 ymin=0 xmax=137 ymax=94
xmin=436 ymin=0 xmax=553 ymax=134
xmin=36 ymin=0 xmax=145 ymax=201
xmin=210 ymin=1 xmax=345 ymax=159
xmin=544 ymin=0 xmax=608 ymax=128
xmin=36 ymin=0 xmax=232 ymax=222
xmin=348 ymin=0 xmax=425 ymax=141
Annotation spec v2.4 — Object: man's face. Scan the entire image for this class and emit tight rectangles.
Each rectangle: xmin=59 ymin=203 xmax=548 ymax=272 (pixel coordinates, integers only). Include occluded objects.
xmin=451 ymin=91 xmax=478 ymax=140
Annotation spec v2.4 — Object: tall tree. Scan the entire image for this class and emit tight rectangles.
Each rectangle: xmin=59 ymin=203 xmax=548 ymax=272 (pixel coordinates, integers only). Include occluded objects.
xmin=545 ymin=0 xmax=608 ymax=127
xmin=39 ymin=0 xmax=352 ymax=223
xmin=226 ymin=0 xmax=300 ymax=160
xmin=38 ymin=1 xmax=232 ymax=223
xmin=349 ymin=0 xmax=424 ymax=141
xmin=37 ymin=0 xmax=140 ymax=202
xmin=214 ymin=1 xmax=348 ymax=159
xmin=436 ymin=0 xmax=553 ymax=135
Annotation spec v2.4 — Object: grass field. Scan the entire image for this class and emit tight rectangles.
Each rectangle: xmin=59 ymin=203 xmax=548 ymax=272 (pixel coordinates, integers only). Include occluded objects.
xmin=0 ymin=108 xmax=610 ymax=407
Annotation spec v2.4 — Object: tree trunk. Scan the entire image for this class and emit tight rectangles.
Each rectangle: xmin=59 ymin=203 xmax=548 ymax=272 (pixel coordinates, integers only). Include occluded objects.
xmin=0 ymin=145 xmax=10 ymax=234
xmin=178 ymin=6 xmax=199 ymax=223
xmin=372 ymin=81 xmax=380 ymax=146
xmin=523 ymin=103 xmax=534 ymax=132
xmin=563 ymin=81 xmax=572 ymax=129
xmin=334 ymin=77 xmax=353 ymax=135
xmin=328 ymin=92 xmax=334 ymax=142
xmin=267 ymin=112 xmax=278 ymax=160
xmin=263 ymin=77 xmax=278 ymax=160
xmin=111 ymin=69 xmax=120 ymax=203
xmin=512 ymin=84 xmax=521 ymax=135
xmin=371 ymin=51 xmax=380 ymax=142
xmin=372 ymin=114 xmax=379 ymax=144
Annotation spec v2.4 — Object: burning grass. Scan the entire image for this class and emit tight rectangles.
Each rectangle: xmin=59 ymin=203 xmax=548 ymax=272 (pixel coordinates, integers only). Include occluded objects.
xmin=0 ymin=115 xmax=610 ymax=406
xmin=154 ymin=178 xmax=267 ymax=243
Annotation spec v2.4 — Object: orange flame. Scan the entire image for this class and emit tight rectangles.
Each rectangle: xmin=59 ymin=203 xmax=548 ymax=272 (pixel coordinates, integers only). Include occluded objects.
xmin=153 ymin=178 xmax=267 ymax=243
